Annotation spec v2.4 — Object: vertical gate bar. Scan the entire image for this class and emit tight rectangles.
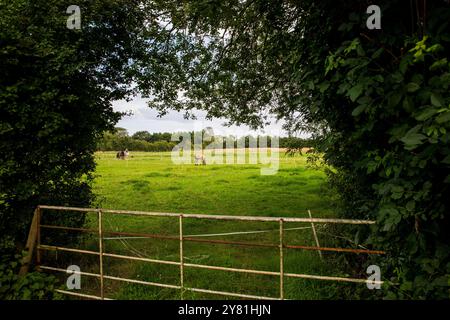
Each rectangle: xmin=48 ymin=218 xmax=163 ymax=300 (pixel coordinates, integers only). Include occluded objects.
xmin=308 ymin=210 xmax=323 ymax=260
xmin=36 ymin=207 xmax=41 ymax=271
xmin=98 ymin=210 xmax=104 ymax=300
xmin=179 ymin=215 xmax=184 ymax=299
xmin=279 ymin=219 xmax=284 ymax=300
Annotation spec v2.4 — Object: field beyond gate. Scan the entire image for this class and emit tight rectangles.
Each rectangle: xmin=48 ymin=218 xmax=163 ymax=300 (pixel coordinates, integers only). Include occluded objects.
xmin=28 ymin=152 xmax=384 ymax=299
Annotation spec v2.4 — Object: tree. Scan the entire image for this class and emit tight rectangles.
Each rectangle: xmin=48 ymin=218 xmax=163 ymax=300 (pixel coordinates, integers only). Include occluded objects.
xmin=115 ymin=127 xmax=130 ymax=138
xmin=0 ymin=0 xmax=147 ymax=248
xmin=132 ymin=130 xmax=152 ymax=141
xmin=131 ymin=0 xmax=450 ymax=298
xmin=2 ymin=0 xmax=449 ymax=299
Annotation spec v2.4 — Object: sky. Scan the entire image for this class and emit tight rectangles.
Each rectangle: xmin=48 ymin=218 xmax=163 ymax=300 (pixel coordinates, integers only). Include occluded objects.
xmin=113 ymin=96 xmax=289 ymax=137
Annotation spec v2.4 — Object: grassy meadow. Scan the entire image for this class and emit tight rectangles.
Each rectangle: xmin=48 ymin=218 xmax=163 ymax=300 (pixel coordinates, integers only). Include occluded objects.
xmin=41 ymin=151 xmax=367 ymax=299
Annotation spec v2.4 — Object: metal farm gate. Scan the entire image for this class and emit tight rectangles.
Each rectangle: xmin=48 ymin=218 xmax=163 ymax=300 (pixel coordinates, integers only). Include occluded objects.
xmin=20 ymin=205 xmax=385 ymax=300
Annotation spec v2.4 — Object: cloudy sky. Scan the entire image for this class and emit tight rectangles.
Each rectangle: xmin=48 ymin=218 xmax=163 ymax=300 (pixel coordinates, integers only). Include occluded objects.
xmin=113 ymin=96 xmax=288 ymax=137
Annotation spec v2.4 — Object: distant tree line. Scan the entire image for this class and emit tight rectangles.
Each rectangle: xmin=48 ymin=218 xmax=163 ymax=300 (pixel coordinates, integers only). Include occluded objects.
xmin=97 ymin=128 xmax=176 ymax=152
xmin=97 ymin=128 xmax=314 ymax=152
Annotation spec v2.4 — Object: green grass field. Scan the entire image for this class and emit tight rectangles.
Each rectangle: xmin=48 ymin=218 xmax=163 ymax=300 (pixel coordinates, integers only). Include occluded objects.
xmin=42 ymin=151 xmax=365 ymax=299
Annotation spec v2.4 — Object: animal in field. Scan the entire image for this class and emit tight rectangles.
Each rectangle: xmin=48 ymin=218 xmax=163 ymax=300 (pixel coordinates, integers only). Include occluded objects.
xmin=194 ymin=154 xmax=206 ymax=165
xmin=116 ymin=149 xmax=130 ymax=160
xmin=300 ymin=147 xmax=314 ymax=154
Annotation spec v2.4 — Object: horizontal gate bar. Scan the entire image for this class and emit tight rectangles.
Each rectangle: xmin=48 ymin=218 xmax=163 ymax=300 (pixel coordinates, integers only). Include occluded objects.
xmin=103 ymin=252 xmax=180 ymax=266
xmin=38 ymin=205 xmax=376 ymax=224
xmin=40 ymin=249 xmax=383 ymax=285
xmin=38 ymin=244 xmax=99 ymax=255
xmin=104 ymin=274 xmax=181 ymax=290
xmin=183 ymin=262 xmax=280 ymax=276
xmin=40 ymin=225 xmax=178 ymax=240
xmin=184 ymin=287 xmax=279 ymax=300
xmin=37 ymin=205 xmax=385 ymax=300
xmin=55 ymin=289 xmax=111 ymax=300
xmin=284 ymin=244 xmax=385 ymax=255
xmin=40 ymin=265 xmax=101 ymax=278
xmin=284 ymin=272 xmax=384 ymax=285
xmin=41 ymin=265 xmax=277 ymax=300
xmin=39 ymin=226 xmax=385 ymax=255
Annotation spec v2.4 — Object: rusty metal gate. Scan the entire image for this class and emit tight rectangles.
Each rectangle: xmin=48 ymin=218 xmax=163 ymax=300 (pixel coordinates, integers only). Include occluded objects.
xmin=20 ymin=205 xmax=385 ymax=300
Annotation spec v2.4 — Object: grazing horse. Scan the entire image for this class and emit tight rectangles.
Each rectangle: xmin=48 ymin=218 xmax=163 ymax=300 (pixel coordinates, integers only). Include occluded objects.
xmin=194 ymin=154 xmax=206 ymax=165
xmin=116 ymin=149 xmax=130 ymax=160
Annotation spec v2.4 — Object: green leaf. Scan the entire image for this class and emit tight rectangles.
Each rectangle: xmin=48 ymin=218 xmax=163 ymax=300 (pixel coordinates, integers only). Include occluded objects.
xmin=406 ymin=201 xmax=415 ymax=211
xmin=372 ymin=48 xmax=384 ymax=59
xmin=399 ymin=57 xmax=410 ymax=74
xmin=380 ymin=207 xmax=401 ymax=231
xmin=400 ymin=132 xmax=427 ymax=150
xmin=391 ymin=192 xmax=403 ymax=200
xmin=373 ymin=74 xmax=384 ymax=83
xmin=406 ymin=82 xmax=420 ymax=92
xmin=348 ymin=84 xmax=364 ymax=102
xmin=356 ymin=45 xmax=365 ymax=57
xmin=415 ymin=108 xmax=437 ymax=121
xmin=318 ymin=82 xmax=330 ymax=93
xmin=388 ymin=92 xmax=402 ymax=107
xmin=436 ymin=111 xmax=450 ymax=124
xmin=429 ymin=58 xmax=448 ymax=71
xmin=351 ymin=104 xmax=367 ymax=116
xmin=430 ymin=93 xmax=445 ymax=107
xmin=391 ymin=72 xmax=404 ymax=83
xmin=431 ymin=276 xmax=450 ymax=287
xmin=402 ymin=97 xmax=414 ymax=112
xmin=385 ymin=166 xmax=392 ymax=177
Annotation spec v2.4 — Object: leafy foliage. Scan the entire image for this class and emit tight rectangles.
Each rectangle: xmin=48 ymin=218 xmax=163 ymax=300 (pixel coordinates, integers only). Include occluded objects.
xmin=0 ymin=240 xmax=62 ymax=300
xmin=0 ymin=1 xmax=149 ymax=299
xmin=318 ymin=7 xmax=450 ymax=299
xmin=131 ymin=0 xmax=450 ymax=298
xmin=2 ymin=0 xmax=449 ymax=299
xmin=0 ymin=0 xmax=145 ymax=246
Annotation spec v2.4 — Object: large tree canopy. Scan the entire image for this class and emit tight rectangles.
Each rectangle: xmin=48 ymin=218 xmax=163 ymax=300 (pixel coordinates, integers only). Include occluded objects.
xmin=0 ymin=0 xmax=146 ymax=245
xmin=131 ymin=0 xmax=450 ymax=298
xmin=1 ymin=0 xmax=449 ymax=299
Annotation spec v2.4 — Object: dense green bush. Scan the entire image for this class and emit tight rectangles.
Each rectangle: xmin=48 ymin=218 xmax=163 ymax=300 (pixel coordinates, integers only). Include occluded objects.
xmin=127 ymin=0 xmax=450 ymax=299
xmin=0 ymin=240 xmax=62 ymax=300
xmin=0 ymin=0 xmax=145 ymax=244
xmin=0 ymin=0 xmax=147 ymax=297
xmin=306 ymin=3 xmax=450 ymax=299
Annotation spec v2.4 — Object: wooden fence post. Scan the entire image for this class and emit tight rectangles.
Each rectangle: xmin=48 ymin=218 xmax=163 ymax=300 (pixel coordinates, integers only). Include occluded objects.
xmin=19 ymin=207 xmax=40 ymax=276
